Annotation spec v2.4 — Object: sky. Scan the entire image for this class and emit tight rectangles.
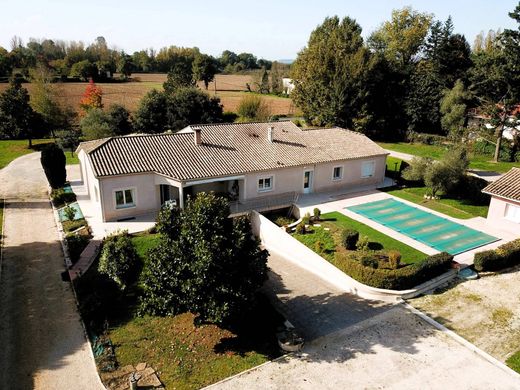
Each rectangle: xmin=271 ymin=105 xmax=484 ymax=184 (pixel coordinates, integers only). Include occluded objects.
xmin=0 ymin=0 xmax=518 ymax=60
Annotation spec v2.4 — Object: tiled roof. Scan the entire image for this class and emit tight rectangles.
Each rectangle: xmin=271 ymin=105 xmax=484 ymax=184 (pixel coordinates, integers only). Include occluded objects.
xmin=482 ymin=167 xmax=520 ymax=201
xmin=77 ymin=121 xmax=388 ymax=181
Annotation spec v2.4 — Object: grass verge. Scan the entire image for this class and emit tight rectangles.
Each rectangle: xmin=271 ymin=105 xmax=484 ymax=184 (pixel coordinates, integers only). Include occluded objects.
xmin=383 ymin=186 xmax=489 ymax=219
xmin=507 ymin=350 xmax=520 ymax=373
xmin=293 ymin=211 xmax=426 ymax=264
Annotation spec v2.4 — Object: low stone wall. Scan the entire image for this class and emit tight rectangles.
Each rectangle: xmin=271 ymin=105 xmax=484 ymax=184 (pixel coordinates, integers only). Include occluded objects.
xmin=250 ymin=211 xmax=456 ymax=302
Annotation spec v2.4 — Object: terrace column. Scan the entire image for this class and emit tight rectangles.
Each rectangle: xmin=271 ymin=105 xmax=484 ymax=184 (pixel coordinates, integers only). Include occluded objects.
xmin=178 ymin=184 xmax=184 ymax=208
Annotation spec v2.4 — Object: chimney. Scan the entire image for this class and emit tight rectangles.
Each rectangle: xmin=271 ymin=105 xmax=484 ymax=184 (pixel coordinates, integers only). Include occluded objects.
xmin=194 ymin=128 xmax=202 ymax=145
xmin=267 ymin=126 xmax=274 ymax=143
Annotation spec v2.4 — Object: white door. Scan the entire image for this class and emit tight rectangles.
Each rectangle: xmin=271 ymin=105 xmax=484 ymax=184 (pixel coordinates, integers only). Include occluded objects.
xmin=303 ymin=170 xmax=313 ymax=194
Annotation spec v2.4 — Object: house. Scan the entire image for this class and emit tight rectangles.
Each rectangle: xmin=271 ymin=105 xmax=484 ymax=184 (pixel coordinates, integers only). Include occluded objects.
xmin=76 ymin=121 xmax=388 ymax=222
xmin=482 ymin=167 xmax=520 ymax=230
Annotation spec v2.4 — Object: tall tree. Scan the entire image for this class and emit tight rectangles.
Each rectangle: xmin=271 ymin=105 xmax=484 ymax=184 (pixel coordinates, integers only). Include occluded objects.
xmin=163 ymin=61 xmax=195 ymax=95
xmin=440 ymin=80 xmax=471 ymax=140
xmin=291 ymin=16 xmax=372 ymax=128
xmin=133 ymin=89 xmax=169 ymax=133
xmin=192 ymin=53 xmax=217 ymax=90
xmin=0 ymin=79 xmax=35 ymax=146
xmin=79 ymin=79 xmax=103 ymax=115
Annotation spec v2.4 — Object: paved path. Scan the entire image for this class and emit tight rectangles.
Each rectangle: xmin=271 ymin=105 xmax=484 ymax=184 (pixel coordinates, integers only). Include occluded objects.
xmin=0 ymin=153 xmax=103 ymax=389
xmin=207 ymin=252 xmax=520 ymax=389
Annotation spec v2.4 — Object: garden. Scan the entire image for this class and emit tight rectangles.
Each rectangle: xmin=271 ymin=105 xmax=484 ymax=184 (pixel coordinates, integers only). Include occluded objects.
xmin=280 ymin=208 xmax=453 ymax=290
xmin=74 ymin=193 xmax=285 ymax=389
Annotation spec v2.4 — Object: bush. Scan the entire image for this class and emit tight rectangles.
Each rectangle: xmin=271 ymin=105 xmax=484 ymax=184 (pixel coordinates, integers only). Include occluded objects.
xmin=237 ymin=94 xmax=270 ymax=121
xmin=313 ymin=208 xmax=321 ymax=221
xmin=62 ymin=218 xmax=87 ymax=233
xmin=356 ymin=235 xmax=370 ymax=251
xmin=302 ymin=212 xmax=311 ymax=225
xmin=40 ymin=143 xmax=66 ymax=189
xmin=360 ymin=255 xmax=378 ymax=269
xmin=156 ymin=203 xmax=182 ymax=240
xmin=314 ymin=240 xmax=324 ymax=253
xmin=51 ymin=188 xmax=76 ymax=207
xmin=66 ymin=233 xmax=90 ymax=264
xmin=474 ymin=239 xmax=520 ymax=271
xmin=406 ymin=131 xmax=447 ymax=145
xmin=331 ymin=252 xmax=453 ymax=290
xmin=295 ymin=222 xmax=306 ymax=235
xmin=63 ymin=204 xmax=76 ymax=221
xmin=98 ymin=231 xmax=139 ymax=290
xmin=341 ymin=229 xmax=359 ymax=250
xmin=450 ymin=175 xmax=490 ymax=205
xmin=387 ymin=250 xmax=401 ymax=269
xmin=274 ymin=216 xmax=294 ymax=227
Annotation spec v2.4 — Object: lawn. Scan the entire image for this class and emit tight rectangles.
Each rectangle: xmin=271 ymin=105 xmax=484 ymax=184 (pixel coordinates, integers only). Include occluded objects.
xmin=0 ymin=139 xmax=79 ymax=169
xmin=384 ymin=186 xmax=489 ymax=219
xmin=507 ymin=350 xmax=520 ymax=373
xmin=378 ymin=141 xmax=519 ymax=173
xmin=293 ymin=211 xmax=426 ymax=264
xmin=131 ymin=232 xmax=161 ymax=259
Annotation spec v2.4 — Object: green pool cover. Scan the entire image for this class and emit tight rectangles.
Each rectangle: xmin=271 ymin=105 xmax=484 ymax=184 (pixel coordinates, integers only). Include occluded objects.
xmin=347 ymin=198 xmax=498 ymax=255
xmin=58 ymin=202 xmax=84 ymax=222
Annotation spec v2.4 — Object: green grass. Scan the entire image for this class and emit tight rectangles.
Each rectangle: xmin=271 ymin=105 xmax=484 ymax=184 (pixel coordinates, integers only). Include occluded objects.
xmin=378 ymin=141 xmax=519 ymax=173
xmin=386 ymin=156 xmax=404 ymax=172
xmin=293 ymin=211 xmax=426 ymax=264
xmin=131 ymin=232 xmax=161 ymax=260
xmin=384 ymin=186 xmax=489 ymax=219
xmin=506 ymin=350 xmax=520 ymax=373
xmin=0 ymin=139 xmax=79 ymax=169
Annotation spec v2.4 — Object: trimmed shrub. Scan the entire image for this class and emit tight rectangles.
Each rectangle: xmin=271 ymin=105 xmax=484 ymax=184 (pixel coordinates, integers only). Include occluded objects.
xmin=40 ymin=143 xmax=66 ymax=189
xmin=302 ymin=212 xmax=312 ymax=225
xmin=313 ymin=208 xmax=321 ymax=221
xmin=387 ymin=250 xmax=402 ymax=269
xmin=474 ymin=239 xmax=520 ymax=271
xmin=295 ymin=222 xmax=306 ymax=235
xmin=360 ymin=255 xmax=379 ymax=269
xmin=63 ymin=204 xmax=76 ymax=221
xmin=98 ymin=231 xmax=139 ymax=290
xmin=341 ymin=229 xmax=359 ymax=250
xmin=51 ymin=188 xmax=77 ymax=208
xmin=62 ymin=219 xmax=87 ymax=233
xmin=356 ymin=235 xmax=370 ymax=251
xmin=66 ymin=233 xmax=90 ymax=264
xmin=331 ymin=251 xmax=453 ymax=290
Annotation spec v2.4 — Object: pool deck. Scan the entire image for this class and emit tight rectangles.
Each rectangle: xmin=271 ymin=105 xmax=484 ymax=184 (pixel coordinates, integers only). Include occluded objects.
xmin=296 ymin=190 xmax=520 ymax=266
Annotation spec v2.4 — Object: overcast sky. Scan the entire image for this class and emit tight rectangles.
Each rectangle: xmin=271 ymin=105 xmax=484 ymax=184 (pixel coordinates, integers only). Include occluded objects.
xmin=0 ymin=0 xmax=518 ymax=60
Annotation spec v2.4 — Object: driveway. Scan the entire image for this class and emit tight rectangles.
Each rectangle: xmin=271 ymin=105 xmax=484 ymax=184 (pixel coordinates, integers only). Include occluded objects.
xmin=0 ymin=153 xmax=103 ymax=389
xmin=207 ymin=253 xmax=520 ymax=389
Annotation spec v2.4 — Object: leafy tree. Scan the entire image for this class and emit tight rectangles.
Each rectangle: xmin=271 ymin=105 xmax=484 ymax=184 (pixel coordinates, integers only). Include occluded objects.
xmin=163 ymin=61 xmax=195 ymax=94
xmin=116 ymin=52 xmax=133 ymax=79
xmin=440 ymin=80 xmax=471 ymax=139
xmin=140 ymin=192 xmax=269 ymax=324
xmin=0 ymin=79 xmax=35 ymax=146
xmin=40 ymin=143 xmax=66 ymax=188
xmin=402 ymin=157 xmax=432 ymax=182
xmin=291 ymin=16 xmax=373 ymax=128
xmin=70 ymin=60 xmax=98 ymax=81
xmin=107 ymin=104 xmax=133 ymax=135
xmin=133 ymin=89 xmax=169 ymax=134
xmin=237 ymin=94 xmax=270 ymax=121
xmin=56 ymin=128 xmax=81 ymax=156
xmin=270 ymin=61 xmax=284 ymax=95
xmin=166 ymin=87 xmax=223 ymax=131
xmin=192 ymin=54 xmax=217 ymax=90
xmin=80 ymin=108 xmax=113 ymax=140
xmin=368 ymin=7 xmax=432 ymax=69
xmin=98 ymin=231 xmax=139 ymax=291
xmin=79 ymin=79 xmax=103 ymax=115
xmin=0 ymin=46 xmax=12 ymax=78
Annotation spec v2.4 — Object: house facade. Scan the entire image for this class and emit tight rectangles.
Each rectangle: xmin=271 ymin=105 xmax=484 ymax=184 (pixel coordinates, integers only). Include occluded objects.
xmin=77 ymin=121 xmax=388 ymax=222
xmin=482 ymin=167 xmax=520 ymax=231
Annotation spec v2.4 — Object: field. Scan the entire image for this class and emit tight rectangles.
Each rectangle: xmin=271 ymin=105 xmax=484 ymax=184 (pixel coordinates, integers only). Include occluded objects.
xmin=0 ymin=74 xmax=299 ymax=116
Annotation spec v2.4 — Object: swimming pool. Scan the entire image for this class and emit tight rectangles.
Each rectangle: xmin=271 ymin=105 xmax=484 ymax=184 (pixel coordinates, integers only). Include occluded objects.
xmin=347 ymin=198 xmax=498 ymax=255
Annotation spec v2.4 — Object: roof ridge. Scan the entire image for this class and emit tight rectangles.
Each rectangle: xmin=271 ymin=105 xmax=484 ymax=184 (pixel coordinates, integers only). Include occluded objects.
xmin=193 ymin=119 xmax=293 ymax=127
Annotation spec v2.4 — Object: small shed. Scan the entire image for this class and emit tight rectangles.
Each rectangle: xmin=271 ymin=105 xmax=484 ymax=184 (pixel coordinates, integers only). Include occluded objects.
xmin=482 ymin=167 xmax=520 ymax=230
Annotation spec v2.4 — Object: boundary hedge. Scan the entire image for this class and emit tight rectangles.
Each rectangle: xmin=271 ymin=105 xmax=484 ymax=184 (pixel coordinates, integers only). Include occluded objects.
xmin=474 ymin=239 xmax=520 ymax=272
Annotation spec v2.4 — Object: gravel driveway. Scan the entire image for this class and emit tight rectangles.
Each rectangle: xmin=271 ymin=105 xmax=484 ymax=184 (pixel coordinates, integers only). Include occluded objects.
xmin=0 ymin=153 xmax=103 ymax=389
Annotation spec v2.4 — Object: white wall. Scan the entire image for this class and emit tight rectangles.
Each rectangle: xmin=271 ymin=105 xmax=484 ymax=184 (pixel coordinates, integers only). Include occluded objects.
xmin=487 ymin=196 xmax=520 ymax=232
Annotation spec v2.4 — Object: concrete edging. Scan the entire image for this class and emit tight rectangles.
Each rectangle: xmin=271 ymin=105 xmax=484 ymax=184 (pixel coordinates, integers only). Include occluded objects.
xmin=0 ymin=198 xmax=6 ymax=282
xmin=403 ymin=301 xmax=520 ymax=380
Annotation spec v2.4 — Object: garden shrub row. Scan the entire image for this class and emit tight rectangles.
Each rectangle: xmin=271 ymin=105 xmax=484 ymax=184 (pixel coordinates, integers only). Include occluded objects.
xmin=332 ymin=252 xmax=453 ymax=290
xmin=51 ymin=188 xmax=77 ymax=208
xmin=473 ymin=239 xmax=520 ymax=272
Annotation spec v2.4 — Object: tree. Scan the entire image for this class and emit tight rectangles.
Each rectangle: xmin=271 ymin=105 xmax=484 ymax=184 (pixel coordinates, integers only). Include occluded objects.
xmin=133 ymin=89 xmax=169 ymax=133
xmin=440 ymin=80 xmax=471 ymax=139
xmin=116 ymin=52 xmax=133 ymax=79
xmin=237 ymin=94 xmax=270 ymax=121
xmin=368 ymin=7 xmax=432 ymax=69
xmin=80 ymin=108 xmax=113 ymax=140
xmin=192 ymin=54 xmax=217 ymax=90
xmin=0 ymin=79 xmax=35 ymax=146
xmin=402 ymin=156 xmax=432 ymax=182
xmin=163 ymin=61 xmax=195 ymax=94
xmin=140 ymin=193 xmax=269 ymax=324
xmin=254 ymin=67 xmax=270 ymax=94
xmin=70 ymin=60 xmax=98 ymax=81
xmin=40 ymin=143 xmax=66 ymax=188
xmin=0 ymin=46 xmax=12 ymax=78
xmin=79 ymin=79 xmax=103 ymax=115
xmin=291 ymin=16 xmax=373 ymax=128
xmin=270 ymin=61 xmax=284 ymax=95
xmin=166 ymin=87 xmax=223 ymax=131
xmin=107 ymin=104 xmax=133 ymax=135
xmin=98 ymin=231 xmax=139 ymax=291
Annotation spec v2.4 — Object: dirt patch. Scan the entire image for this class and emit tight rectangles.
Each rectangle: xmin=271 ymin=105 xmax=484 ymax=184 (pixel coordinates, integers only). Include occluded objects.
xmin=409 ymin=266 xmax=520 ymax=362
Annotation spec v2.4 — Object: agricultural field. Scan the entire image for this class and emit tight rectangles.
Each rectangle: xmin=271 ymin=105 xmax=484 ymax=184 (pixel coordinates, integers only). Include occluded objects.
xmin=0 ymin=74 xmax=299 ymax=116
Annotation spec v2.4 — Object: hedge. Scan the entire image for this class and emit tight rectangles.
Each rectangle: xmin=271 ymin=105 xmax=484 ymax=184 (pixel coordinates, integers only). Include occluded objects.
xmin=51 ymin=188 xmax=77 ymax=208
xmin=474 ymin=239 xmax=520 ymax=272
xmin=332 ymin=252 xmax=453 ymax=290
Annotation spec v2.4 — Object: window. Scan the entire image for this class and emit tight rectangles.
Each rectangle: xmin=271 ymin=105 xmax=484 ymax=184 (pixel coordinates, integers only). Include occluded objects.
xmin=361 ymin=161 xmax=376 ymax=178
xmin=505 ymin=203 xmax=520 ymax=223
xmin=115 ymin=188 xmax=135 ymax=209
xmin=333 ymin=166 xmax=343 ymax=181
xmin=258 ymin=176 xmax=273 ymax=192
